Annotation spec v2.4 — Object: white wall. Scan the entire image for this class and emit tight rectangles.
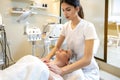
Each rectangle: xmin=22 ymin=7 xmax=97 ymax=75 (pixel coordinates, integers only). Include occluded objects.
xmin=81 ymin=0 xmax=105 ymax=59
xmin=0 ymin=0 xmax=60 ymax=62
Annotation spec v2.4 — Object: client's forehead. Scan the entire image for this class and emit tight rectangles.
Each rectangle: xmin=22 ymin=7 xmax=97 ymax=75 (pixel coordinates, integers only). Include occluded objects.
xmin=61 ymin=50 xmax=68 ymax=55
xmin=56 ymin=49 xmax=71 ymax=59
xmin=60 ymin=51 xmax=70 ymax=58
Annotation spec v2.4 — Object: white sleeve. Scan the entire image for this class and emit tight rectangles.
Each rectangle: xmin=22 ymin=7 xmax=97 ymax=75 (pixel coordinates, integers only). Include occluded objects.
xmin=84 ymin=22 xmax=98 ymax=40
xmin=60 ymin=22 xmax=69 ymax=36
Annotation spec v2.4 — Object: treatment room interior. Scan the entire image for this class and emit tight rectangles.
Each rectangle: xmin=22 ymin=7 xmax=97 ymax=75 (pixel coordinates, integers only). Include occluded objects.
xmin=0 ymin=0 xmax=120 ymax=80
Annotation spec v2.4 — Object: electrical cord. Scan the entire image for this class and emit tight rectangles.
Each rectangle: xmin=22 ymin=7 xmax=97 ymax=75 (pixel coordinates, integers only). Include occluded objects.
xmin=0 ymin=25 xmax=15 ymax=69
xmin=3 ymin=29 xmax=9 ymax=68
xmin=0 ymin=31 xmax=9 ymax=69
xmin=3 ymin=27 xmax=15 ymax=67
xmin=6 ymin=42 xmax=15 ymax=64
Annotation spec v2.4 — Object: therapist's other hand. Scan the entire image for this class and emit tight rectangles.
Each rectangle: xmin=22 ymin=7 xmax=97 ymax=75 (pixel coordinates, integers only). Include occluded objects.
xmin=41 ymin=57 xmax=50 ymax=63
xmin=47 ymin=63 xmax=63 ymax=75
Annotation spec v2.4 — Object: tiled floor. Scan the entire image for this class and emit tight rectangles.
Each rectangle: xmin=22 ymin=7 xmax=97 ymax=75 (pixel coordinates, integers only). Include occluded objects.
xmin=100 ymin=70 xmax=120 ymax=80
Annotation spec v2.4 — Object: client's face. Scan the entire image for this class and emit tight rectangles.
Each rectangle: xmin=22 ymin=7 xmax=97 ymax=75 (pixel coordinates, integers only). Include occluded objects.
xmin=56 ymin=49 xmax=71 ymax=64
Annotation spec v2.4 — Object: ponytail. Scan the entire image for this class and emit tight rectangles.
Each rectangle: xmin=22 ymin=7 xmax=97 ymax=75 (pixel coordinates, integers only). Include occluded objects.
xmin=78 ymin=5 xmax=84 ymax=19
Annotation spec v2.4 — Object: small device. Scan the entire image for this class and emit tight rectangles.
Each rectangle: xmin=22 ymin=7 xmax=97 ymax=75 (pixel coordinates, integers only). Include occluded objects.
xmin=26 ymin=27 xmax=41 ymax=41
xmin=48 ymin=24 xmax=63 ymax=38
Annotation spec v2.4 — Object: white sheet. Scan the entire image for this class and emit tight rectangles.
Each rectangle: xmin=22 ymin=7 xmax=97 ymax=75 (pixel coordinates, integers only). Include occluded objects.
xmin=0 ymin=55 xmax=50 ymax=80
xmin=0 ymin=55 xmax=84 ymax=80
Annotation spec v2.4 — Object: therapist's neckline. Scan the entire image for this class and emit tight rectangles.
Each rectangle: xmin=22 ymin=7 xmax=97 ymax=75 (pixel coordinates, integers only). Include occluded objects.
xmin=71 ymin=19 xmax=81 ymax=30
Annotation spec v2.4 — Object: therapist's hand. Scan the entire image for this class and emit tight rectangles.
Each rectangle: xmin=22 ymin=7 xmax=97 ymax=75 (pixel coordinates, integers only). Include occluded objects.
xmin=41 ymin=57 xmax=50 ymax=63
xmin=47 ymin=63 xmax=63 ymax=76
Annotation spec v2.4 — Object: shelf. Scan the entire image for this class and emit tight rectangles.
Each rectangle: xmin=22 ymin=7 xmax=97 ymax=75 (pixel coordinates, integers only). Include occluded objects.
xmin=30 ymin=6 xmax=47 ymax=10
xmin=10 ymin=10 xmax=25 ymax=14
xmin=10 ymin=10 xmax=37 ymax=14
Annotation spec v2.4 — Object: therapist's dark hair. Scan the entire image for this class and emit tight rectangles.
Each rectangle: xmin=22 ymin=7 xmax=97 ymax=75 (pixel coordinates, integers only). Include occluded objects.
xmin=60 ymin=0 xmax=84 ymax=19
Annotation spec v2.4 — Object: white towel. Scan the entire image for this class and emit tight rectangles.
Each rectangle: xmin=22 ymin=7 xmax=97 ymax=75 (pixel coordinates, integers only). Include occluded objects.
xmin=0 ymin=55 xmax=49 ymax=80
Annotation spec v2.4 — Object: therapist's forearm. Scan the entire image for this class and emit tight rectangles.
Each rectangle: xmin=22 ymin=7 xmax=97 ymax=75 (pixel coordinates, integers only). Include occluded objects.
xmin=61 ymin=40 xmax=93 ymax=75
xmin=46 ymin=35 xmax=64 ymax=60
xmin=46 ymin=46 xmax=58 ymax=59
xmin=61 ymin=57 xmax=91 ymax=75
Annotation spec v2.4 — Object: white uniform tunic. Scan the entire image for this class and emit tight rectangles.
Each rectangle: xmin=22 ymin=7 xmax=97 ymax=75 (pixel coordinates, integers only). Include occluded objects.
xmin=61 ymin=19 xmax=100 ymax=80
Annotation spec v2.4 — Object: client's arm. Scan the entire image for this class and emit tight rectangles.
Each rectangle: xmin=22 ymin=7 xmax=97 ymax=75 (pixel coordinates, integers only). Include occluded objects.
xmin=49 ymin=73 xmax=54 ymax=80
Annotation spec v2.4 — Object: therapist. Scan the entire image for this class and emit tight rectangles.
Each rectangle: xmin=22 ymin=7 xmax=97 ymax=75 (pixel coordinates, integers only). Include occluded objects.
xmin=42 ymin=0 xmax=100 ymax=80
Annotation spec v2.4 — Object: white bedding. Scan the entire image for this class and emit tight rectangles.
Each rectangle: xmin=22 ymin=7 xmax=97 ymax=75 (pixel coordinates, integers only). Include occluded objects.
xmin=0 ymin=55 xmax=82 ymax=80
xmin=0 ymin=55 xmax=50 ymax=80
